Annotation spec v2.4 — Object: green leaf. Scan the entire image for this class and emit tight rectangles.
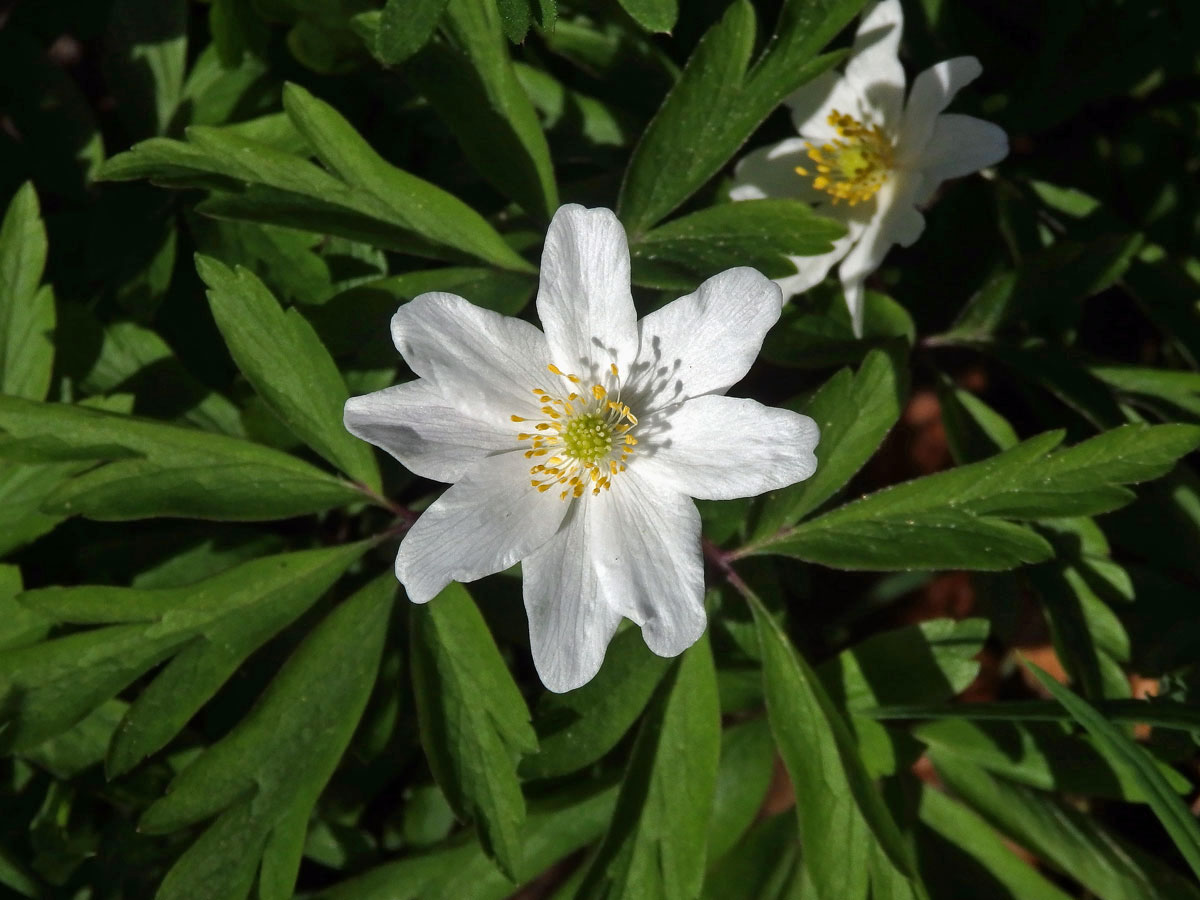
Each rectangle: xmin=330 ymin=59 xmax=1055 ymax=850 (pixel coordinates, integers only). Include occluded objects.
xmin=409 ymin=0 xmax=558 ymax=219
xmin=99 ymin=90 xmax=534 ymax=273
xmin=618 ymin=0 xmax=864 ymax=233
xmin=761 ymin=288 xmax=915 ymax=369
xmin=104 ymin=0 xmax=188 ymax=136
xmin=0 ymin=565 xmax=49 ymax=652
xmin=322 ymin=781 xmax=617 ymax=899
xmin=197 ymin=255 xmax=380 ymax=490
xmin=411 ymin=583 xmax=537 ymax=880
xmin=493 ymin=0 xmax=557 ymax=43
xmin=932 ymin=753 xmax=1200 ymax=900
xmin=629 ymin=199 xmax=845 ymax=290
xmin=577 ymin=635 xmax=721 ymax=900
xmin=0 ymin=182 xmax=55 ymax=402
xmin=281 ymin=83 xmax=534 ymax=271
xmin=373 ymin=0 xmax=449 ymax=64
xmin=0 ymin=396 xmax=366 ymax=521
xmin=617 ymin=0 xmax=678 ymax=33
xmin=702 ymin=812 xmax=801 ymax=900
xmin=936 ymin=378 xmax=1018 ymax=465
xmin=7 ymin=542 xmax=368 ymax=756
xmin=917 ymin=787 xmax=1075 ymax=900
xmin=62 ymin=308 xmax=244 ymax=437
xmin=747 ymin=589 xmax=926 ymax=900
xmin=751 ymin=349 xmax=907 ymax=541
xmin=745 ymin=424 xmax=1200 ymax=570
xmin=141 ymin=573 xmax=392 ymax=900
xmin=1025 ymin=660 xmax=1200 ymax=882
xmin=866 ymin=699 xmax=1200 ymax=734
xmin=520 ymin=626 xmax=671 ymax=780
xmin=705 ymin=718 xmax=776 ymax=864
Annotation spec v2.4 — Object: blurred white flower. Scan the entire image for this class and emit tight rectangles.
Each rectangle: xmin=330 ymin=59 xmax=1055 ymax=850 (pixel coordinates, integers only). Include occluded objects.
xmin=345 ymin=204 xmax=819 ymax=692
xmin=731 ymin=0 xmax=1008 ymax=336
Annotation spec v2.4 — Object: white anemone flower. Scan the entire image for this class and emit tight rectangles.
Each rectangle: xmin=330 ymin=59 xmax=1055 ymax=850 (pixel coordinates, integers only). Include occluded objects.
xmin=730 ymin=0 xmax=1008 ymax=337
xmin=344 ymin=204 xmax=819 ymax=692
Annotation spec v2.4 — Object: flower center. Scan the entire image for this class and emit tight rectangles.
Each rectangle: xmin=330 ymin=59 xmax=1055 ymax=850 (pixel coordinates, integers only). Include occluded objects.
xmin=795 ymin=110 xmax=895 ymax=206
xmin=512 ymin=363 xmax=638 ymax=501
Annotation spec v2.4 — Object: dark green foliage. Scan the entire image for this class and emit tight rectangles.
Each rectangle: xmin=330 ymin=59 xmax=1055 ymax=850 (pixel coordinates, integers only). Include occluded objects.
xmin=1 ymin=1 xmax=1198 ymax=897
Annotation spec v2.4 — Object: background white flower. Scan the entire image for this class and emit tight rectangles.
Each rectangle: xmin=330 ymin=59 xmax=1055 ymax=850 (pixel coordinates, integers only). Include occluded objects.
xmin=345 ymin=204 xmax=819 ymax=692
xmin=730 ymin=0 xmax=1009 ymax=337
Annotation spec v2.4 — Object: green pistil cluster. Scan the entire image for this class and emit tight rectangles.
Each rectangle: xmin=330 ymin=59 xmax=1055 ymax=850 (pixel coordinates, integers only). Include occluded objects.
xmin=563 ymin=413 xmax=613 ymax=464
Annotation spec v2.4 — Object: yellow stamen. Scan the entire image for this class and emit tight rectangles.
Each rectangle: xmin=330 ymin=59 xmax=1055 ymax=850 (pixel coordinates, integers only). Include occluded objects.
xmin=796 ymin=109 xmax=894 ymax=206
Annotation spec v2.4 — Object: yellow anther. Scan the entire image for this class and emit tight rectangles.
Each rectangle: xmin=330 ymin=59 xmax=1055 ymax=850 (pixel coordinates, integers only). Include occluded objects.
xmin=511 ymin=415 xmax=527 ymax=422
xmin=796 ymin=109 xmax=894 ymax=206
xmin=592 ymin=385 xmax=607 ymax=399
xmin=547 ymin=364 xmax=565 ymax=375
xmin=610 ymin=363 xmax=619 ymax=377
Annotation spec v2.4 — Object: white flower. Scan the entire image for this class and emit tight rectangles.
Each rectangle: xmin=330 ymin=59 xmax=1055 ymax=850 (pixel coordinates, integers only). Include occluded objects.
xmin=344 ymin=204 xmax=819 ymax=692
xmin=730 ymin=0 xmax=1008 ymax=337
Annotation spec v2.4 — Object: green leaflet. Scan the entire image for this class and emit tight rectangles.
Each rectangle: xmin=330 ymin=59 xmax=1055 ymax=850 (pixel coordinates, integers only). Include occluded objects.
xmin=197 ymin=255 xmax=381 ymax=490
xmin=103 ymin=0 xmax=188 ymax=137
xmin=142 ymin=573 xmax=393 ymax=900
xmin=321 ymin=781 xmax=618 ymax=899
xmin=410 ymin=584 xmax=538 ymax=880
xmin=576 ymin=635 xmax=721 ymax=900
xmin=1026 ymin=661 xmax=1200 ymax=882
xmin=618 ymin=0 xmax=865 ymax=234
xmin=932 ymin=753 xmax=1200 ymax=900
xmin=629 ymin=199 xmax=846 ymax=290
xmin=521 ymin=625 xmax=671 ymax=780
xmin=98 ymin=86 xmax=534 ymax=273
xmin=0 ymin=395 xmax=366 ymax=521
xmin=617 ymin=0 xmax=678 ymax=32
xmin=751 ymin=348 xmax=908 ymax=541
xmin=6 ymin=542 xmax=369 ymax=756
xmin=408 ymin=0 xmax=558 ymax=219
xmin=747 ymin=589 xmax=927 ymax=900
xmin=744 ymin=424 xmax=1200 ymax=570
xmin=364 ymin=0 xmax=450 ymax=65
xmin=0 ymin=182 xmax=55 ymax=403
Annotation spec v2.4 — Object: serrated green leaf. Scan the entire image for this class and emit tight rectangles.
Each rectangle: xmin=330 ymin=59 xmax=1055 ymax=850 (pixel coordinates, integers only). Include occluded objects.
xmin=321 ymin=781 xmax=616 ymax=899
xmin=702 ymin=812 xmax=801 ymax=900
xmin=104 ymin=0 xmax=187 ymax=137
xmin=411 ymin=583 xmax=537 ymax=880
xmin=618 ymin=0 xmax=864 ymax=233
xmin=99 ymin=90 xmax=534 ymax=273
xmin=867 ymin=699 xmax=1200 ymax=734
xmin=521 ymin=626 xmax=671 ymax=780
xmin=197 ymin=255 xmax=380 ymax=489
xmin=7 ymin=542 xmax=368 ymax=755
xmin=932 ymin=753 xmax=1200 ymax=900
xmin=917 ymin=787 xmax=1075 ymax=900
xmin=747 ymin=590 xmax=926 ymax=900
xmin=372 ymin=0 xmax=449 ymax=64
xmin=0 ymin=182 xmax=54 ymax=402
xmin=1026 ymin=661 xmax=1200 ymax=882
xmin=282 ymin=83 xmax=534 ymax=271
xmin=409 ymin=0 xmax=557 ymax=219
xmin=577 ymin=635 xmax=720 ymax=900
xmin=0 ymin=565 xmax=48 ymax=651
xmin=629 ymin=199 xmax=845 ymax=290
xmin=752 ymin=349 xmax=907 ymax=540
xmin=142 ymin=573 xmax=392 ymax=900
xmin=745 ymin=424 xmax=1200 ymax=570
xmin=617 ymin=0 xmax=678 ymax=33
xmin=0 ymin=395 xmax=366 ymax=521
xmin=493 ymin=0 xmax=556 ymax=43
xmin=915 ymin=718 xmax=1190 ymax=802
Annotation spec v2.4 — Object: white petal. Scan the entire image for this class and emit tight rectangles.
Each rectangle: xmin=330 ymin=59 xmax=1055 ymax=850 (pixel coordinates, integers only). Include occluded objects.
xmin=774 ymin=209 xmax=873 ymax=300
xmin=522 ymin=504 xmax=623 ymax=693
xmin=391 ymin=292 xmax=549 ymax=420
xmin=629 ymin=267 xmax=782 ymax=411
xmin=536 ymin=204 xmax=638 ymax=379
xmin=632 ymin=396 xmax=819 ymax=500
xmin=786 ymin=69 xmax=868 ymax=143
xmin=844 ymin=0 xmax=906 ymax=130
xmin=914 ymin=113 xmax=1009 ymax=204
xmin=897 ymin=57 xmax=983 ymax=165
xmin=344 ymin=381 xmax=514 ymax=483
xmin=595 ymin=472 xmax=706 ymax=658
xmin=731 ymin=138 xmax=828 ymax=204
xmin=395 ymin=450 xmax=568 ymax=604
